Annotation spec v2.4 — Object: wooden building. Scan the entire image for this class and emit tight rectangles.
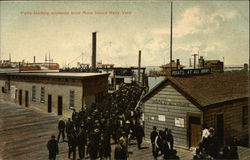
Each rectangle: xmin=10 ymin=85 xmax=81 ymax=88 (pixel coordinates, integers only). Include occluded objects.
xmin=141 ymin=71 xmax=249 ymax=149
xmin=0 ymin=72 xmax=109 ymax=117
xmin=149 ymin=59 xmax=184 ymax=76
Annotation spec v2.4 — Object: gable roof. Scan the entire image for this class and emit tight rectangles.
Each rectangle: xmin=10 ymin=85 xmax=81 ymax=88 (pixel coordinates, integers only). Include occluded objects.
xmin=142 ymin=71 xmax=249 ymax=108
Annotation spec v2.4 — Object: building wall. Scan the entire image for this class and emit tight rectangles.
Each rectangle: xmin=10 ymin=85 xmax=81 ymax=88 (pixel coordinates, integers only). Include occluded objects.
xmin=10 ymin=80 xmax=82 ymax=118
xmin=142 ymin=82 xmax=201 ymax=148
xmin=0 ymin=75 xmax=109 ymax=118
xmin=204 ymin=99 xmax=249 ymax=146
xmin=0 ymin=78 xmax=10 ymax=101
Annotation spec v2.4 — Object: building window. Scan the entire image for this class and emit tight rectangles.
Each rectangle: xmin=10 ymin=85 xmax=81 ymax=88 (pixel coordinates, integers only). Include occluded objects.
xmin=242 ymin=106 xmax=248 ymax=127
xmin=2 ymin=87 xmax=5 ymax=93
xmin=32 ymin=86 xmax=36 ymax=102
xmin=40 ymin=87 xmax=45 ymax=103
xmin=69 ymin=90 xmax=75 ymax=108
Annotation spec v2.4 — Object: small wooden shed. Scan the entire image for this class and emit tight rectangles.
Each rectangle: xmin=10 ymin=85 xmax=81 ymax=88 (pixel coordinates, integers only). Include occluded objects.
xmin=141 ymin=71 xmax=249 ymax=149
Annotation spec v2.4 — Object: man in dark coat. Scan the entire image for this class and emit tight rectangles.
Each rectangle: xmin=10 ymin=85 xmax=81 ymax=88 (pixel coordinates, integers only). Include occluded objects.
xmin=72 ymin=109 xmax=80 ymax=132
xmin=150 ymin=126 xmax=158 ymax=157
xmin=68 ymin=132 xmax=77 ymax=160
xmin=57 ymin=119 xmax=66 ymax=142
xmin=154 ymin=130 xmax=164 ymax=159
xmin=47 ymin=135 xmax=59 ymax=160
xmin=99 ymin=133 xmax=112 ymax=160
xmin=66 ymin=118 xmax=74 ymax=136
xmin=166 ymin=129 xmax=174 ymax=151
xmin=87 ymin=141 xmax=98 ymax=160
xmin=114 ymin=139 xmax=127 ymax=160
xmin=136 ymin=124 xmax=145 ymax=149
xmin=207 ymin=127 xmax=218 ymax=158
xmin=77 ymin=128 xmax=87 ymax=160
xmin=229 ymin=137 xmax=239 ymax=159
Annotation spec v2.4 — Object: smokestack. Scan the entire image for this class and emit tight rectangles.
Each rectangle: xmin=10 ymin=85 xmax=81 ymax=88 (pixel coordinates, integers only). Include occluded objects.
xmin=193 ymin=54 xmax=198 ymax=69
xmin=138 ymin=50 xmax=141 ymax=84
xmin=33 ymin=56 xmax=36 ymax=63
xmin=9 ymin=53 xmax=11 ymax=62
xmin=176 ymin=59 xmax=180 ymax=69
xmin=92 ymin=32 xmax=97 ymax=70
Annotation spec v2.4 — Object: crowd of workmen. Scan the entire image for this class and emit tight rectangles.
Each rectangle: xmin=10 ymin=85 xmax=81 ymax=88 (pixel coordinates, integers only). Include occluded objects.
xmin=47 ymin=83 xmax=147 ymax=160
xmin=47 ymin=105 xmax=145 ymax=160
xmin=46 ymin=83 xmax=240 ymax=160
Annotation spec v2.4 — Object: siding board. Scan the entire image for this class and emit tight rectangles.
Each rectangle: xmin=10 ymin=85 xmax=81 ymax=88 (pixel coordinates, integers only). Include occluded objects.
xmin=143 ymin=83 xmax=201 ymax=148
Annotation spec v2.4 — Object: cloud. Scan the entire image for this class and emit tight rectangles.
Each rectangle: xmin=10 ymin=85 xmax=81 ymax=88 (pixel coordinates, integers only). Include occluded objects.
xmin=152 ymin=28 xmax=169 ymax=35
xmin=152 ymin=6 xmax=239 ymax=38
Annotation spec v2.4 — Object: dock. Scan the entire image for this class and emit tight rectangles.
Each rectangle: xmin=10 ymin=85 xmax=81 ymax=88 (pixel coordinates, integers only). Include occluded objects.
xmin=0 ymin=101 xmax=248 ymax=160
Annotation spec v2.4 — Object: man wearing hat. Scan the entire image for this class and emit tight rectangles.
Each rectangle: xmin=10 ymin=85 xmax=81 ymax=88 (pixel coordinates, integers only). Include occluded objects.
xmin=77 ymin=127 xmax=87 ymax=160
xmin=87 ymin=140 xmax=98 ymax=160
xmin=57 ymin=119 xmax=66 ymax=142
xmin=119 ymin=131 xmax=128 ymax=150
xmin=47 ymin=135 xmax=59 ymax=160
xmin=150 ymin=126 xmax=158 ymax=157
xmin=135 ymin=124 xmax=145 ymax=149
xmin=68 ymin=131 xmax=77 ymax=160
xmin=124 ymin=120 xmax=131 ymax=136
xmin=207 ymin=127 xmax=218 ymax=158
xmin=66 ymin=118 xmax=74 ymax=138
xmin=114 ymin=139 xmax=127 ymax=160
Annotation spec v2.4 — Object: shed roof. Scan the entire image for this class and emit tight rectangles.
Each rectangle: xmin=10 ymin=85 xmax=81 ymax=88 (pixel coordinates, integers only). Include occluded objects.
xmin=142 ymin=71 xmax=249 ymax=108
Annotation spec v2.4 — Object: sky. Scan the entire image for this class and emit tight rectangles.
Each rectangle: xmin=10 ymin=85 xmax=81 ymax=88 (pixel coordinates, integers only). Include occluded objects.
xmin=0 ymin=1 xmax=249 ymax=67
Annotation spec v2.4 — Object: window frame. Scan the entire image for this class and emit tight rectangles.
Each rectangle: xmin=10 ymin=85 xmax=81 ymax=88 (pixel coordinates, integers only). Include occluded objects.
xmin=69 ymin=90 xmax=75 ymax=109
xmin=40 ymin=87 xmax=45 ymax=103
xmin=32 ymin=85 xmax=36 ymax=102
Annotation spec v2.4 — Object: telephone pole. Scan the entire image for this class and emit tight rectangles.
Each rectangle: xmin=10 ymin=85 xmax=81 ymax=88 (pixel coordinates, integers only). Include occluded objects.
xmin=170 ymin=1 xmax=173 ymax=74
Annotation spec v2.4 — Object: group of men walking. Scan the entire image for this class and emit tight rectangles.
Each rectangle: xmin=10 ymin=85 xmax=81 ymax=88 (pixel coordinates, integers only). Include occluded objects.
xmin=47 ymin=105 xmax=145 ymax=160
xmin=150 ymin=126 xmax=176 ymax=160
xmin=46 ymin=83 xmax=147 ymax=160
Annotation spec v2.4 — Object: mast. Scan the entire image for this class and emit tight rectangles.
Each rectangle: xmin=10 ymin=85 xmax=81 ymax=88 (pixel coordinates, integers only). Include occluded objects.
xmin=170 ymin=1 xmax=173 ymax=75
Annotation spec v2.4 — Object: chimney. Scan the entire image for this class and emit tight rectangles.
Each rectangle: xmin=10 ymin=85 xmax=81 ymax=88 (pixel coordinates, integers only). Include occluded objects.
xmin=92 ymin=32 xmax=97 ymax=70
xmin=138 ymin=50 xmax=141 ymax=84
xmin=176 ymin=59 xmax=180 ymax=69
xmin=33 ymin=56 xmax=36 ymax=63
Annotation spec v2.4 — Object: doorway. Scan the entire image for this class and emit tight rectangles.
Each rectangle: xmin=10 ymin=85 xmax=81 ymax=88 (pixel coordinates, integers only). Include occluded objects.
xmin=189 ymin=116 xmax=201 ymax=148
xmin=19 ymin=90 xmax=22 ymax=106
xmin=48 ymin=95 xmax=52 ymax=113
xmin=25 ymin=91 xmax=29 ymax=107
xmin=58 ymin=96 xmax=62 ymax=115
xmin=217 ymin=114 xmax=224 ymax=146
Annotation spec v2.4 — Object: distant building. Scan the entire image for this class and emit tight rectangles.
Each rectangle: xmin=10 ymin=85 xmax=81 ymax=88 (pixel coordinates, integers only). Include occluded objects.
xmin=141 ymin=72 xmax=248 ymax=148
xmin=0 ymin=60 xmax=60 ymax=72
xmin=149 ymin=59 xmax=184 ymax=76
xmin=198 ymin=56 xmax=224 ymax=72
xmin=0 ymin=72 xmax=109 ymax=117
